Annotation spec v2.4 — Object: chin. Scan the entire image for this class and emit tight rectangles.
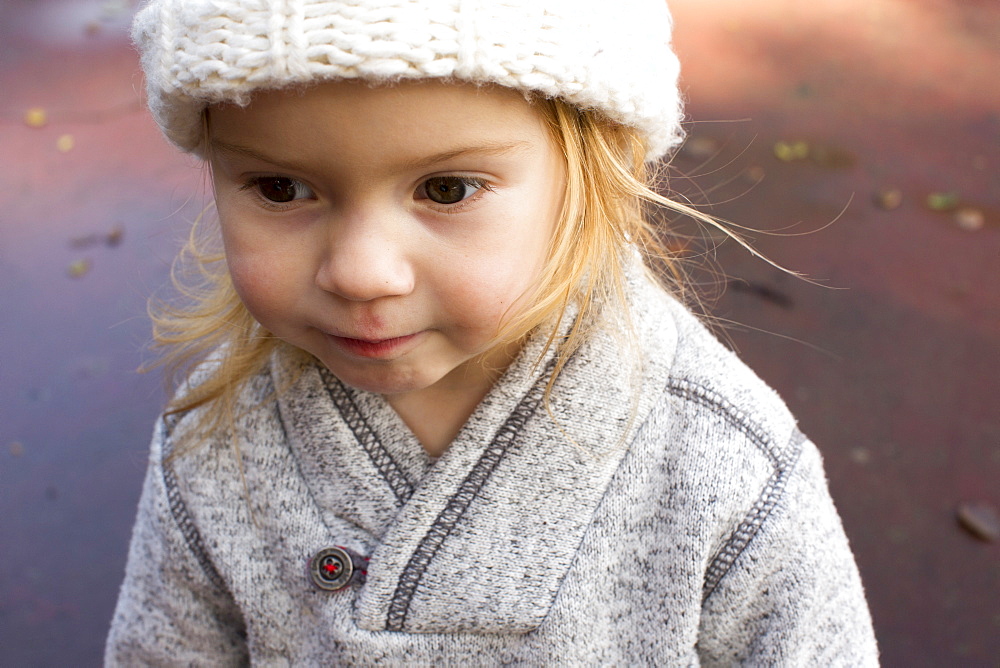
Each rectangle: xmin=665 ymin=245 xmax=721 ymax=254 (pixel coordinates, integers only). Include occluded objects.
xmin=321 ymin=360 xmax=445 ymax=397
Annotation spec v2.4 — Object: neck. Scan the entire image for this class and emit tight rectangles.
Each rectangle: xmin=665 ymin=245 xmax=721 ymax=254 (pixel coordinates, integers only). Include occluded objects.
xmin=385 ymin=341 xmax=523 ymax=457
xmin=387 ymin=379 xmax=493 ymax=457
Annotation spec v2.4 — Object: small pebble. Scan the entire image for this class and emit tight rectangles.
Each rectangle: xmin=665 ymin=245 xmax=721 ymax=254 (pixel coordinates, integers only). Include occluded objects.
xmin=956 ymin=502 xmax=999 ymax=542
xmin=874 ymin=188 xmax=903 ymax=211
xmin=56 ymin=134 xmax=75 ymax=153
xmin=809 ymin=144 xmax=857 ymax=169
xmin=106 ymin=225 xmax=125 ymax=247
xmin=67 ymin=258 xmax=91 ymax=278
xmin=683 ymin=136 xmax=720 ymax=160
xmin=774 ymin=140 xmax=810 ymax=162
xmin=926 ymin=192 xmax=959 ymax=212
xmin=794 ymin=82 xmax=815 ymax=99
xmin=849 ymin=447 xmax=872 ymax=465
xmin=953 ymin=207 xmax=984 ymax=232
xmin=8 ymin=441 xmax=24 ymax=457
xmin=24 ymin=107 xmax=48 ymax=128
xmin=744 ymin=165 xmax=765 ymax=183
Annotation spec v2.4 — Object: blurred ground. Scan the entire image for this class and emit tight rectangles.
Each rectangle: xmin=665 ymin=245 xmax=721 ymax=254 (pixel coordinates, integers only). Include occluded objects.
xmin=1 ymin=0 xmax=997 ymax=665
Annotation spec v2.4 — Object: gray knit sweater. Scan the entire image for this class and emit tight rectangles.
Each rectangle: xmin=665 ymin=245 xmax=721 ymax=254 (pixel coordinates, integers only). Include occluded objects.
xmin=106 ymin=272 xmax=878 ymax=666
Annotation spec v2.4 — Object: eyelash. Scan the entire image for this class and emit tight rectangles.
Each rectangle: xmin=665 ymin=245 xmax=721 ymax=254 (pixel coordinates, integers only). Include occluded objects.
xmin=416 ymin=176 xmax=495 ymax=212
xmin=239 ymin=176 xmax=314 ymax=211
xmin=237 ymin=175 xmax=496 ymax=212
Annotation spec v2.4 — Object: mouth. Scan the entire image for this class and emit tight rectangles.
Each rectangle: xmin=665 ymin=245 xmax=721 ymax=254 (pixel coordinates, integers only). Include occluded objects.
xmin=327 ymin=332 xmax=421 ymax=359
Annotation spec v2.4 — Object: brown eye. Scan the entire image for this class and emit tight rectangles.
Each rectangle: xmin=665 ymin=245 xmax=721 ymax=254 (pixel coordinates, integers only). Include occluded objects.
xmin=254 ymin=177 xmax=313 ymax=203
xmin=422 ymin=176 xmax=483 ymax=205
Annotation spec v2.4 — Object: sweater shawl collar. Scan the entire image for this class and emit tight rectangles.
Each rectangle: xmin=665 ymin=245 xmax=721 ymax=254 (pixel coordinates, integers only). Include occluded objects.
xmin=270 ymin=271 xmax=678 ymax=634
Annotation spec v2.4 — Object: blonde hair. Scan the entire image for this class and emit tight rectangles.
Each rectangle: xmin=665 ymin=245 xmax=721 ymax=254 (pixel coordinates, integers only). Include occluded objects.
xmin=148 ymin=96 xmax=702 ymax=442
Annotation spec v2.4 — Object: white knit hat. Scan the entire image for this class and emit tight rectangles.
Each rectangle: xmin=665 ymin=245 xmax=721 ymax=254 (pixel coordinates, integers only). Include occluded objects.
xmin=132 ymin=0 xmax=684 ymax=160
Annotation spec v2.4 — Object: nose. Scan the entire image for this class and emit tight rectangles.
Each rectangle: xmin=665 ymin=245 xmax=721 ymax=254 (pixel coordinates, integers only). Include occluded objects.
xmin=315 ymin=214 xmax=415 ymax=302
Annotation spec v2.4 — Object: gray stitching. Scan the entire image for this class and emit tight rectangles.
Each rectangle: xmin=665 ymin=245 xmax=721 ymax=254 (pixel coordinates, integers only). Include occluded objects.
xmin=702 ymin=429 xmax=807 ymax=601
xmin=160 ymin=417 xmax=229 ymax=592
xmin=665 ymin=379 xmax=806 ymax=601
xmin=667 ymin=379 xmax=783 ymax=465
xmin=385 ymin=359 xmax=555 ymax=631
xmin=319 ymin=366 xmax=415 ymax=503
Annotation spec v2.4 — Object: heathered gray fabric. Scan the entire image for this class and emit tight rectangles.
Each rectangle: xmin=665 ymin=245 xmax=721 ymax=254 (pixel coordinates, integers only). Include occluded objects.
xmin=106 ymin=272 xmax=878 ymax=665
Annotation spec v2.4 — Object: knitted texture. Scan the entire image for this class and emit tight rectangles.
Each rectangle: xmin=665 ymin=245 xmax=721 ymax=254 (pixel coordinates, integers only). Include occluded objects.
xmin=132 ymin=0 xmax=684 ymax=159
xmin=106 ymin=271 xmax=879 ymax=664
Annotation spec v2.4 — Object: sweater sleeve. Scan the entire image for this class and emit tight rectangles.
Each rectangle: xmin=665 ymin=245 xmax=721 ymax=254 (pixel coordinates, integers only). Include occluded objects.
xmin=105 ymin=418 xmax=250 ymax=666
xmin=697 ymin=436 xmax=879 ymax=667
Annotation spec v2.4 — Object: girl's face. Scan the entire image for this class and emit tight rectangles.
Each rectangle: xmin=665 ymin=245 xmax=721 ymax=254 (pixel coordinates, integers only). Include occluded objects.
xmin=209 ymin=81 xmax=565 ymax=402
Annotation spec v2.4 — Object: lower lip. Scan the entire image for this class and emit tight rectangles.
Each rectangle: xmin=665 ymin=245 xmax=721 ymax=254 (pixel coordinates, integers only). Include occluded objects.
xmin=329 ymin=333 xmax=420 ymax=359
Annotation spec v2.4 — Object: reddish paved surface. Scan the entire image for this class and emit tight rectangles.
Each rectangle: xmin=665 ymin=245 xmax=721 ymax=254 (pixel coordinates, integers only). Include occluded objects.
xmin=1 ymin=0 xmax=996 ymax=664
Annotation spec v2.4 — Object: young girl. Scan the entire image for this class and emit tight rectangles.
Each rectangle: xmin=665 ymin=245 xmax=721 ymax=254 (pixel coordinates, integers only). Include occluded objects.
xmin=108 ymin=0 xmax=879 ymax=664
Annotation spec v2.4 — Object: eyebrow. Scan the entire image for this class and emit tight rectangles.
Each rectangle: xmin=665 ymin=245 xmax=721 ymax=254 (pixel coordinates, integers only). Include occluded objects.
xmin=397 ymin=140 xmax=532 ymax=170
xmin=208 ymin=141 xmax=314 ymax=173
xmin=208 ymin=139 xmax=531 ymax=173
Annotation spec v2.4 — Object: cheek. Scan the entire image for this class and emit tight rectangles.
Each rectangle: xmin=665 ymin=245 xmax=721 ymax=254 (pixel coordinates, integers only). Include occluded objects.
xmin=226 ymin=256 xmax=268 ymax=313
xmin=438 ymin=227 xmax=552 ymax=329
xmin=426 ymin=258 xmax=511 ymax=331
xmin=224 ymin=247 xmax=296 ymax=326
xmin=217 ymin=207 xmax=309 ymax=323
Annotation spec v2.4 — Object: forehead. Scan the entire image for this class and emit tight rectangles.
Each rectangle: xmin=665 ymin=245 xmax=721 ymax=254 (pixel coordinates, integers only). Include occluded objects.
xmin=206 ymin=80 xmax=555 ymax=171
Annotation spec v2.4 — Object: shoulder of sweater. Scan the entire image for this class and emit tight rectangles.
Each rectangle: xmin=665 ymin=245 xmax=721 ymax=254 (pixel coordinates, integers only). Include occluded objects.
xmin=633 ymin=276 xmax=799 ymax=458
xmin=627 ymin=278 xmax=823 ymax=584
xmin=129 ymin=356 xmax=284 ymax=601
xmin=159 ymin=346 xmax=282 ymax=462
xmin=629 ymin=279 xmax=808 ymax=497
